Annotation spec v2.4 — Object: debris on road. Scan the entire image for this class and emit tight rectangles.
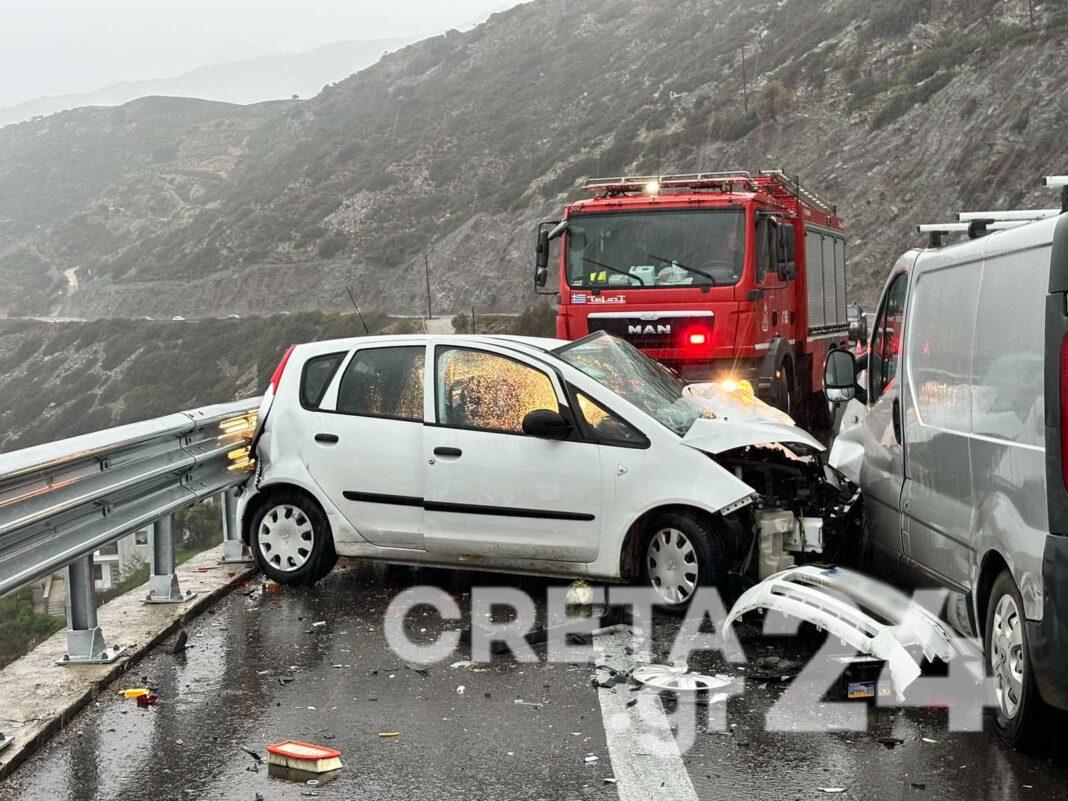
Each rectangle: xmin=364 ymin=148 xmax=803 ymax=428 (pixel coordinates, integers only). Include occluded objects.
xmin=242 ymin=747 xmax=263 ymax=763
xmin=135 ymin=693 xmax=159 ymax=708
xmin=169 ymin=629 xmax=189 ymax=654
xmin=378 ymin=732 xmax=400 ymax=739
xmin=513 ymin=699 xmax=543 ymax=709
xmin=0 ymin=732 xmax=12 ymax=753
xmin=631 ymin=663 xmax=733 ymax=693
xmin=818 ymin=788 xmax=847 ymax=794
xmin=120 ymin=688 xmax=152 ymax=699
xmin=724 ymin=565 xmax=957 ymax=697
xmin=265 ymin=741 xmax=343 ymax=773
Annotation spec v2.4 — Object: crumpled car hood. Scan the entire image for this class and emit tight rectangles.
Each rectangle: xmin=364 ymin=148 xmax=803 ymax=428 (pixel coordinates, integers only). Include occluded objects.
xmin=679 ymin=382 xmax=825 ymax=456
xmin=681 ymin=417 xmax=825 ymax=456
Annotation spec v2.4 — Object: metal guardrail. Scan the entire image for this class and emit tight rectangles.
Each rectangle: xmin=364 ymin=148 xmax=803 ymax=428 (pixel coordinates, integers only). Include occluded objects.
xmin=0 ymin=398 xmax=260 ymax=663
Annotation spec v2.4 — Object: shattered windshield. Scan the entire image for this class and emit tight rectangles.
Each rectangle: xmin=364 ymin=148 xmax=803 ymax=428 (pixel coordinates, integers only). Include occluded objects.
xmin=565 ymin=209 xmax=745 ymax=289
xmin=553 ymin=333 xmax=709 ymax=436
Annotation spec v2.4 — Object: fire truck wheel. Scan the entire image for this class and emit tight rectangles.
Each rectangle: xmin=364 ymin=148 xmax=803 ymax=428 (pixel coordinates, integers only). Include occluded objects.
xmin=772 ymin=362 xmax=793 ymax=419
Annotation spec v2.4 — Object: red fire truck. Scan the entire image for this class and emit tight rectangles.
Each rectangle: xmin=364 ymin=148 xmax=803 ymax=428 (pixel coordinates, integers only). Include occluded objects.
xmin=534 ymin=170 xmax=848 ymax=427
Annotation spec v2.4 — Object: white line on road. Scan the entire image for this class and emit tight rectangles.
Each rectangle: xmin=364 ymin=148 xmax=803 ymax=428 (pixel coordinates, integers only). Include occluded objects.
xmin=594 ymin=626 xmax=698 ymax=801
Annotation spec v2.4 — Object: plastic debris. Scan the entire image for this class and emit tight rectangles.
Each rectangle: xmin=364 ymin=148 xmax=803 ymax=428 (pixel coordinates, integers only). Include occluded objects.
xmin=120 ymin=688 xmax=152 ymax=699
xmin=0 ymin=732 xmax=12 ymax=753
xmin=584 ymin=754 xmax=599 ymax=764
xmin=513 ymin=699 xmax=542 ymax=709
xmin=818 ymin=789 xmax=846 ymax=794
xmin=242 ymin=747 xmax=264 ymax=763
xmin=135 ymin=694 xmax=159 ymax=708
xmin=631 ymin=664 xmax=733 ymax=693
xmin=265 ymin=741 xmax=342 ymax=773
xmin=451 ymin=660 xmax=475 ymax=669
xmin=456 ymin=685 xmax=466 ymax=695
xmin=378 ymin=732 xmax=400 ymax=739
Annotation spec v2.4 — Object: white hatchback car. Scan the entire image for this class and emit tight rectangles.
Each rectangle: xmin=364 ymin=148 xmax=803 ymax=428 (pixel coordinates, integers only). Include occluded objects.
xmin=238 ymin=332 xmax=852 ymax=609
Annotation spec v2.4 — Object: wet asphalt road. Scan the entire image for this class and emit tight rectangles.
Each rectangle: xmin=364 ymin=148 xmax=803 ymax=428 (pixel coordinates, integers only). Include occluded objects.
xmin=2 ymin=562 xmax=1067 ymax=801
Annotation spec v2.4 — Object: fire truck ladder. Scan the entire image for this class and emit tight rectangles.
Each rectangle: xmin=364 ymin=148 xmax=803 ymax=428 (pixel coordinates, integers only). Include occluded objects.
xmin=758 ymin=169 xmax=836 ymax=217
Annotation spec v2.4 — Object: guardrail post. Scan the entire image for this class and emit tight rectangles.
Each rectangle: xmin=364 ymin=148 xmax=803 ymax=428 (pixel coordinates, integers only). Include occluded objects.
xmin=221 ymin=488 xmax=253 ymax=563
xmin=144 ymin=515 xmax=196 ymax=603
xmin=56 ymin=554 xmax=127 ymax=665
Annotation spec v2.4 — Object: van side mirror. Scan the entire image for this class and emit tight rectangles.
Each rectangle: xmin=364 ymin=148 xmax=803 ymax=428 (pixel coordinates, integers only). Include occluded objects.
xmin=777 ymin=224 xmax=796 ymax=281
xmin=824 ymin=348 xmax=864 ymax=404
xmin=522 ymin=409 xmax=573 ymax=440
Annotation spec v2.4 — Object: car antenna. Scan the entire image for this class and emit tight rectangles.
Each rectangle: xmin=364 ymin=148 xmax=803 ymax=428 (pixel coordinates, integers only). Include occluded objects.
xmin=345 ymin=285 xmax=371 ymax=334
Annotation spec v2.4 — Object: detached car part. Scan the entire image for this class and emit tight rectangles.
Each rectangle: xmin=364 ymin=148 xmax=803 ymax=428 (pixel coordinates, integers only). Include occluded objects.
xmin=723 ymin=566 xmax=957 ymax=697
xmin=631 ymin=663 xmax=734 ymax=693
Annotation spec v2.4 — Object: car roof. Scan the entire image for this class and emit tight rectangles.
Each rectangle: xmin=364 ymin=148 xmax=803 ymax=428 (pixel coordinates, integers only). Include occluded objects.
xmin=291 ymin=333 xmax=570 ymax=359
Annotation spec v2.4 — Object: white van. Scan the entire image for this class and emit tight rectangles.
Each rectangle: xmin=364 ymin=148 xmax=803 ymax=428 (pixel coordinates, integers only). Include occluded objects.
xmin=823 ymin=210 xmax=1068 ymax=745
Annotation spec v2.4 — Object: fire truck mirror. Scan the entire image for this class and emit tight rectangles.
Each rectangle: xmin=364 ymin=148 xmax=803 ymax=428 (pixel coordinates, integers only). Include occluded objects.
xmin=824 ymin=348 xmax=858 ymax=404
xmin=776 ymin=225 xmax=797 ymax=280
xmin=535 ymin=229 xmax=550 ymax=276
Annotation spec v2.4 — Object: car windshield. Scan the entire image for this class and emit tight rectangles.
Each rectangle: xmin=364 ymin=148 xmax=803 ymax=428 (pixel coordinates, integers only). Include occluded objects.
xmin=565 ymin=209 xmax=745 ymax=289
xmin=553 ymin=333 xmax=709 ymax=436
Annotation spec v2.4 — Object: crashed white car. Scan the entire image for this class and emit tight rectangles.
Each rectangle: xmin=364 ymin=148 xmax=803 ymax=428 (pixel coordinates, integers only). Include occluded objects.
xmin=238 ymin=331 xmax=859 ymax=609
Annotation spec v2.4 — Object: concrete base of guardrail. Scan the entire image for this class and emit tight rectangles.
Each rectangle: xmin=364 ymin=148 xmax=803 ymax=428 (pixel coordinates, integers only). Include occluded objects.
xmin=0 ymin=544 xmax=257 ymax=780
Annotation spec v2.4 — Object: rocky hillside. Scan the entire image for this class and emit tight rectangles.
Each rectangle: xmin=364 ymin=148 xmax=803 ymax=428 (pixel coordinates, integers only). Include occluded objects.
xmin=0 ymin=0 xmax=1065 ymax=319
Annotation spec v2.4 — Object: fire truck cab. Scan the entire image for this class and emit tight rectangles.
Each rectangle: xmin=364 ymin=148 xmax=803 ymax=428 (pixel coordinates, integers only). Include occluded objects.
xmin=535 ymin=170 xmax=848 ymax=427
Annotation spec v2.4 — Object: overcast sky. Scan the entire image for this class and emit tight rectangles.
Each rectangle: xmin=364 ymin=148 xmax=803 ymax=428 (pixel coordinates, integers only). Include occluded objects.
xmin=0 ymin=0 xmax=513 ymax=108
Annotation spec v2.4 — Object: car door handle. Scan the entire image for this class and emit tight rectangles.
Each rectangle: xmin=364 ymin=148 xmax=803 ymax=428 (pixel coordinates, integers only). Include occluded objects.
xmin=315 ymin=433 xmax=339 ymax=444
xmin=433 ymin=446 xmax=462 ymax=457
xmin=892 ymin=398 xmax=902 ymax=445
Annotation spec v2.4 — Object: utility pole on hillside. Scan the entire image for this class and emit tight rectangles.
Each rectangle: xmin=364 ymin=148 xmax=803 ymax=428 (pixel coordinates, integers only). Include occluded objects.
xmin=424 ymin=252 xmax=433 ymax=320
xmin=739 ymin=42 xmax=749 ymax=113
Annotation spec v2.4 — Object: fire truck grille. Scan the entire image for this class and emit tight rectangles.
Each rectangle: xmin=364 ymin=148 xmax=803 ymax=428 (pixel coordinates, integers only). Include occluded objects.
xmin=586 ymin=316 xmax=706 ymax=349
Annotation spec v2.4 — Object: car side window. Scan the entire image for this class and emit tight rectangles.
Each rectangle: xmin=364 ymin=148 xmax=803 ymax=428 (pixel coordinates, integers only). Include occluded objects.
xmin=336 ymin=346 xmax=425 ymax=422
xmin=574 ymin=390 xmax=647 ymax=447
xmin=869 ymin=272 xmax=908 ymax=403
xmin=436 ymin=348 xmax=559 ymax=434
xmin=300 ymin=352 xmax=346 ymax=410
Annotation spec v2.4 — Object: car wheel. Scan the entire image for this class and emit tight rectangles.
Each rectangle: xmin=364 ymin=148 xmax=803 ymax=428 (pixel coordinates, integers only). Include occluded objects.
xmin=642 ymin=511 xmax=727 ymax=615
xmin=985 ymin=570 xmax=1047 ymax=747
xmin=251 ymin=489 xmax=337 ymax=585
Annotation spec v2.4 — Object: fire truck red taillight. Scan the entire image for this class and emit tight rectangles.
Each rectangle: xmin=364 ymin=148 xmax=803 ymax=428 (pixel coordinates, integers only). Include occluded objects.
xmin=1061 ymin=333 xmax=1068 ymax=491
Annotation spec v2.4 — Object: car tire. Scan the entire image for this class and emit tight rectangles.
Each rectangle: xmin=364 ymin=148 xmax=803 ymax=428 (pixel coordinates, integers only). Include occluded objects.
xmin=250 ymin=489 xmax=337 ymax=586
xmin=985 ymin=570 xmax=1048 ymax=747
xmin=642 ymin=510 xmax=728 ymax=615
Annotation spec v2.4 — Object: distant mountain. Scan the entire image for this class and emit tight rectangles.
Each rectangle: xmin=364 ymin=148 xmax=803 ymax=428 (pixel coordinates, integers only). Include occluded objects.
xmin=0 ymin=0 xmax=1065 ymax=321
xmin=0 ymin=38 xmax=411 ymax=129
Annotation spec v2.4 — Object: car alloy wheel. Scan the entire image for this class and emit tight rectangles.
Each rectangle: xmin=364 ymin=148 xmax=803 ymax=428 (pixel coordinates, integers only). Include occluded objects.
xmin=646 ymin=527 xmax=699 ymax=605
xmin=990 ymin=593 xmax=1025 ymax=720
xmin=257 ymin=503 xmax=315 ymax=572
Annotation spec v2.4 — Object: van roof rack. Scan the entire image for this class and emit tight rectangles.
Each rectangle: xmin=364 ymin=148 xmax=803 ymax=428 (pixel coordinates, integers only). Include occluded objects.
xmin=957 ymin=209 xmax=1060 ymax=222
xmin=917 ymin=220 xmax=1029 ymax=248
xmin=1045 ymin=176 xmax=1068 ymax=212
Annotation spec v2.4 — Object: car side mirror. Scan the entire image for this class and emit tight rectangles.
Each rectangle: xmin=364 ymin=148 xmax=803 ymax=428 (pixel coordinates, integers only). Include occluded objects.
xmin=776 ymin=224 xmax=796 ymax=281
xmin=824 ymin=348 xmax=863 ymax=404
xmin=522 ymin=408 xmax=573 ymax=440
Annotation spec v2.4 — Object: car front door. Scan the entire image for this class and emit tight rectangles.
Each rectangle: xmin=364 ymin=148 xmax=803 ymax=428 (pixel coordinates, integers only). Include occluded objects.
xmin=302 ymin=343 xmax=427 ymax=550
xmin=423 ymin=343 xmax=603 ymax=563
xmin=859 ymin=268 xmax=911 ymax=579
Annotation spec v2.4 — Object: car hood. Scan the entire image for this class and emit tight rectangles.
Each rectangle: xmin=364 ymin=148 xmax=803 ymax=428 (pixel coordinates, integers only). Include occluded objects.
xmin=680 ymin=417 xmax=825 ymax=456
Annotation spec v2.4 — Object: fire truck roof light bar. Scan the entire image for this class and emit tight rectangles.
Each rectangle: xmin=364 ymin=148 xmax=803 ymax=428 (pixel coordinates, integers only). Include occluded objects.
xmin=583 ymin=172 xmax=757 ymax=194
xmin=957 ymin=209 xmax=1060 ymax=222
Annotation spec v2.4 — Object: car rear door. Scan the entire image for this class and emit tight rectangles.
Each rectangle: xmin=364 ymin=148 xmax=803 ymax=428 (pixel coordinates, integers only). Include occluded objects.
xmin=302 ymin=343 xmax=427 ymax=550
xmin=422 ymin=343 xmax=603 ymax=562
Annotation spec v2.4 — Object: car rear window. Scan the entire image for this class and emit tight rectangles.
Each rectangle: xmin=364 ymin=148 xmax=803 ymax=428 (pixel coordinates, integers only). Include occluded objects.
xmin=337 ymin=346 xmax=425 ymax=422
xmin=300 ymin=352 xmax=345 ymax=410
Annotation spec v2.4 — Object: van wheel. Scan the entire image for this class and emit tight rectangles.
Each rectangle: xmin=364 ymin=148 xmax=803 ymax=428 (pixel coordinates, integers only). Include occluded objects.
xmin=642 ymin=511 xmax=727 ymax=615
xmin=985 ymin=570 xmax=1047 ymax=747
xmin=251 ymin=490 xmax=337 ymax=585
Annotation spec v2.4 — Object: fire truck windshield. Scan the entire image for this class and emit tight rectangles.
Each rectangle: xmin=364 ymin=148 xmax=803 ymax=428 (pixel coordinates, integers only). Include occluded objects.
xmin=565 ymin=209 xmax=744 ymax=289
